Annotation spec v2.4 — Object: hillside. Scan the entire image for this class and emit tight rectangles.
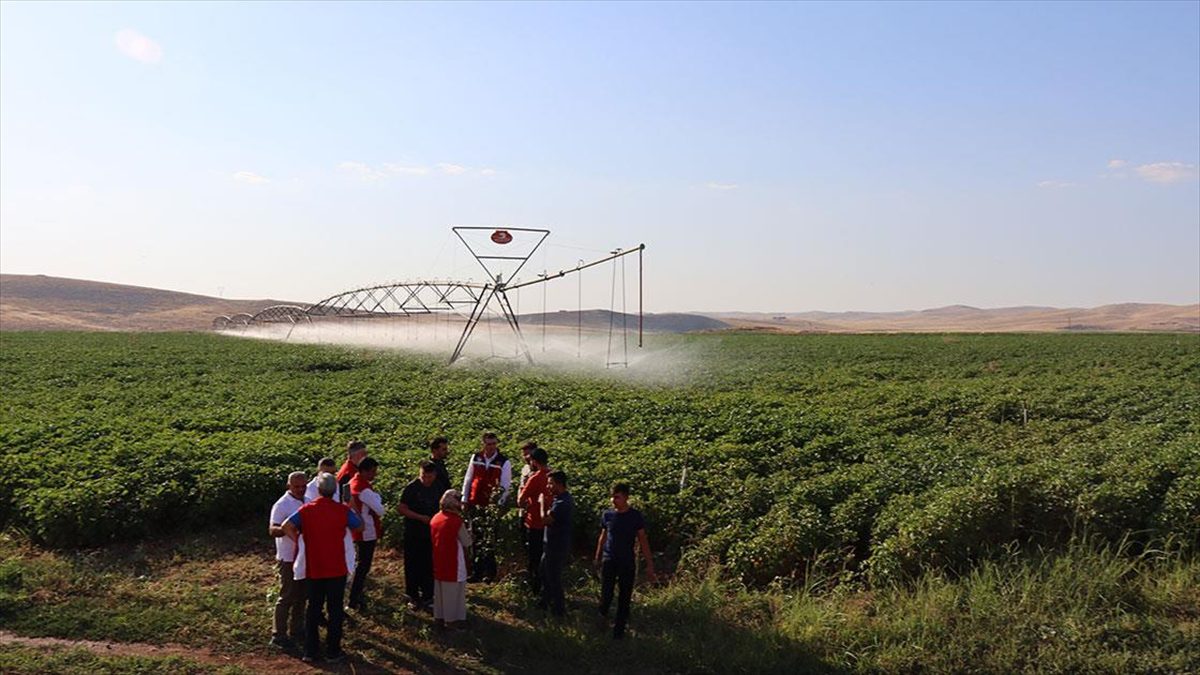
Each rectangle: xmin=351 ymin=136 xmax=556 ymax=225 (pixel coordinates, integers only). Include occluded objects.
xmin=709 ymin=303 xmax=1200 ymax=333
xmin=0 ymin=275 xmax=290 ymax=332
xmin=3 ymin=274 xmax=1195 ymax=333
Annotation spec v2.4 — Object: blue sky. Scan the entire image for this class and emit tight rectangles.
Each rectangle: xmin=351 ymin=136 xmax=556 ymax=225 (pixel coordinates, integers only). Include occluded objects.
xmin=2 ymin=1 xmax=1197 ymax=312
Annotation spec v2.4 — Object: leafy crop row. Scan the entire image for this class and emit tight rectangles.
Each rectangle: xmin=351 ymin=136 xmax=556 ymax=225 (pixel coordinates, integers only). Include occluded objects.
xmin=0 ymin=331 xmax=1196 ymax=585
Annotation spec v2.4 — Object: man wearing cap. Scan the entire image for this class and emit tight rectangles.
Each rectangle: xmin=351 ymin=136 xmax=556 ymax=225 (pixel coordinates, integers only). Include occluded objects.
xmin=284 ymin=472 xmax=363 ymax=663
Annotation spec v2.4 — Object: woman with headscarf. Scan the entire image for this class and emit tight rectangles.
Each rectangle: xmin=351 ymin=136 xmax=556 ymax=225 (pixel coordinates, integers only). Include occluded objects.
xmin=430 ymin=489 xmax=473 ymax=628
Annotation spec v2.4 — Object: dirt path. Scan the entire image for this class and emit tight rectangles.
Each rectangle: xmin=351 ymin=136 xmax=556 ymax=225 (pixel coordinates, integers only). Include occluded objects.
xmin=0 ymin=630 xmax=405 ymax=674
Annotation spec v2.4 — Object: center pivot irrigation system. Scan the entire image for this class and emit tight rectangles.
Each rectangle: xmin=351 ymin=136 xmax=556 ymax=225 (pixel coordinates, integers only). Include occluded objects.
xmin=213 ymin=227 xmax=645 ymax=366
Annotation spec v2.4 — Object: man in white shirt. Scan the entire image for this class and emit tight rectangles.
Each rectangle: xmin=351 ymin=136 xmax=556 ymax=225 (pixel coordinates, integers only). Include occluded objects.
xmin=460 ymin=432 xmax=512 ymax=581
xmin=268 ymin=471 xmax=309 ymax=649
xmin=305 ymin=457 xmax=337 ymax=502
xmin=348 ymin=457 xmax=386 ymax=611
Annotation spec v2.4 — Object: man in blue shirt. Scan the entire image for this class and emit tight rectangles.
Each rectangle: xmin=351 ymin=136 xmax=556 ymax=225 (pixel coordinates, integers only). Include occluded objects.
xmin=540 ymin=470 xmax=573 ymax=617
xmin=594 ymin=482 xmax=657 ymax=639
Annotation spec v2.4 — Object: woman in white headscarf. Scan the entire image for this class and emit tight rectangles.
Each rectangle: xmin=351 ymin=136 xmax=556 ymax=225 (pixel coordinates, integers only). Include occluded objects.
xmin=430 ymin=489 xmax=473 ymax=628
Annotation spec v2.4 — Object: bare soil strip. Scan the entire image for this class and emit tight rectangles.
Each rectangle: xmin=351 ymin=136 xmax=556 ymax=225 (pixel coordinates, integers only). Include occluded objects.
xmin=0 ymin=630 xmax=404 ymax=674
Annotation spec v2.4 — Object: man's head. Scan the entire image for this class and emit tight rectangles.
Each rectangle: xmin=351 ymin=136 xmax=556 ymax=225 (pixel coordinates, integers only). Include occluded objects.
xmin=358 ymin=456 xmax=379 ymax=481
xmin=316 ymin=472 xmax=338 ymax=498
xmin=419 ymin=460 xmax=437 ymax=487
xmin=317 ymin=457 xmax=336 ymax=474
xmin=287 ymin=471 xmax=307 ymax=499
xmin=548 ymin=470 xmax=568 ymax=494
xmin=347 ymin=440 xmax=368 ymax=465
xmin=520 ymin=441 xmax=538 ymax=464
xmin=481 ymin=432 xmax=499 ymax=456
xmin=429 ymin=436 xmax=449 ymax=460
xmin=440 ymin=489 xmax=463 ymax=513
xmin=610 ymin=482 xmax=631 ymax=510
xmin=530 ymin=448 xmax=549 ymax=470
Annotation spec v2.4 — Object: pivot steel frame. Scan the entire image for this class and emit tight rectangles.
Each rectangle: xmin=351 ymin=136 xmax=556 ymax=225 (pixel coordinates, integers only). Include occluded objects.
xmin=218 ymin=229 xmax=645 ymax=366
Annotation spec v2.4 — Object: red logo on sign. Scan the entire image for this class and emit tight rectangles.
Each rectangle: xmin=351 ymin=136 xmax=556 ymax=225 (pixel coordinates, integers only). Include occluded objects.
xmin=491 ymin=230 xmax=513 ymax=244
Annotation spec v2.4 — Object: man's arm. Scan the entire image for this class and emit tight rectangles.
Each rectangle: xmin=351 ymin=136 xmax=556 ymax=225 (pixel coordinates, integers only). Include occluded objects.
xmin=594 ymin=530 xmax=607 ymax=564
xmin=637 ymin=528 xmax=658 ymax=582
xmin=360 ymin=489 xmax=386 ymax=517
xmin=498 ymin=460 xmax=513 ymax=505
xmin=461 ymin=460 xmax=475 ymax=499
xmin=282 ymin=511 xmax=302 ymax=540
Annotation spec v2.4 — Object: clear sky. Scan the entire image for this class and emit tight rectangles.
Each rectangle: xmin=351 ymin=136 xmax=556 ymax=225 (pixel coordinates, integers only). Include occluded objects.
xmin=2 ymin=1 xmax=1197 ymax=313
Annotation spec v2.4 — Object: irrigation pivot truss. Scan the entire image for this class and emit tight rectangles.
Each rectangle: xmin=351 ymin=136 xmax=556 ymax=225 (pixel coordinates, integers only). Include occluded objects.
xmin=213 ymin=227 xmax=645 ymax=365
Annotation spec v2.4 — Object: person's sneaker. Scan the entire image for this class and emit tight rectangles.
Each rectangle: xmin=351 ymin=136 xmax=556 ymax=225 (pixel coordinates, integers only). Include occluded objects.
xmin=325 ymin=650 xmax=347 ymax=663
xmin=269 ymin=635 xmax=292 ymax=649
xmin=301 ymin=654 xmax=318 ymax=663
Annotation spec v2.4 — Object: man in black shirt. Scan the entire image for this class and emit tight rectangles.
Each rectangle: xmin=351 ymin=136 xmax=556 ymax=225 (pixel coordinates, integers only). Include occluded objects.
xmin=428 ymin=436 xmax=452 ymax=496
xmin=540 ymin=470 xmax=573 ymax=617
xmin=594 ymin=482 xmax=657 ymax=638
xmin=398 ymin=461 xmax=442 ymax=609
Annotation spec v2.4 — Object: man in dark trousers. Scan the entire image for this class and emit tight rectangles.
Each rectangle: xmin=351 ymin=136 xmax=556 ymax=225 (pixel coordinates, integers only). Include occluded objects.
xmin=540 ymin=470 xmax=573 ymax=617
xmin=460 ymin=432 xmax=512 ymax=581
xmin=347 ymin=457 xmax=385 ymax=612
xmin=428 ymin=436 xmax=452 ymax=496
xmin=516 ymin=447 xmax=551 ymax=596
xmin=398 ymin=460 xmax=442 ymax=609
xmin=283 ymin=472 xmax=363 ymax=663
xmin=594 ymin=482 xmax=657 ymax=639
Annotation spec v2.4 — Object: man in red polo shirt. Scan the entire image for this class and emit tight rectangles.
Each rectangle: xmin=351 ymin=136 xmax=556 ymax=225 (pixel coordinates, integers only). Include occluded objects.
xmin=336 ymin=440 xmax=368 ymax=503
xmin=284 ymin=472 xmax=363 ymax=663
xmin=516 ymin=447 xmax=551 ymax=596
xmin=459 ymin=432 xmax=512 ymax=581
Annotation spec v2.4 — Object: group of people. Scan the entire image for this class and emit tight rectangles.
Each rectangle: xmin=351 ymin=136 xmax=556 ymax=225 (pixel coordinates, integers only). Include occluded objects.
xmin=268 ymin=434 xmax=657 ymax=663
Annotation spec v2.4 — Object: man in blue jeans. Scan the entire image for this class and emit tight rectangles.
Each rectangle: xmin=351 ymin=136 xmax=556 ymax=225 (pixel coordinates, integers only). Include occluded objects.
xmin=594 ymin=482 xmax=657 ymax=638
xmin=540 ymin=470 xmax=573 ymax=616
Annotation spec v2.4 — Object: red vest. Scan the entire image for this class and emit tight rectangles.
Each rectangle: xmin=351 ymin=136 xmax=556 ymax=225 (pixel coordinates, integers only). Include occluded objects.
xmin=336 ymin=460 xmax=358 ymax=503
xmin=467 ymin=451 xmax=508 ymax=506
xmin=349 ymin=474 xmax=381 ymax=543
xmin=430 ymin=511 xmax=465 ymax=582
xmin=297 ymin=497 xmax=353 ymax=579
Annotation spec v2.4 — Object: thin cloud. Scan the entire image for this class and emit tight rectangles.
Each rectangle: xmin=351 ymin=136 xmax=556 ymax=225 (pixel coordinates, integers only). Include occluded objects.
xmin=1134 ymin=162 xmax=1199 ymax=184
xmin=337 ymin=161 xmax=386 ymax=181
xmin=232 ymin=171 xmax=269 ymax=185
xmin=705 ymin=182 xmax=739 ymax=191
xmin=1107 ymin=159 xmax=1127 ymax=169
xmin=114 ymin=29 xmax=163 ymax=64
xmin=480 ymin=168 xmax=498 ymax=177
xmin=1037 ymin=180 xmax=1078 ymax=189
xmin=437 ymin=163 xmax=468 ymax=176
xmin=383 ymin=163 xmax=429 ymax=176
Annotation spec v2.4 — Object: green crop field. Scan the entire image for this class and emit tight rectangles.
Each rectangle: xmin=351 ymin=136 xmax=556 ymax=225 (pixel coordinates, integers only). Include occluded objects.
xmin=1 ymin=330 xmax=1198 ymax=673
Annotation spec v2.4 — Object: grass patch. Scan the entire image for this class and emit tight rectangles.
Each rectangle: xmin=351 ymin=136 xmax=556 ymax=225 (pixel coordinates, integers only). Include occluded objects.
xmin=2 ymin=529 xmax=1196 ymax=673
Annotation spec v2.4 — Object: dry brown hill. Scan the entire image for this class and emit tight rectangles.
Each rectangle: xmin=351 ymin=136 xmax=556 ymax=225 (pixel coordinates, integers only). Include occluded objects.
xmin=3 ymin=274 xmax=1195 ymax=333
xmin=710 ymin=303 xmax=1200 ymax=333
xmin=0 ymin=275 xmax=291 ymax=331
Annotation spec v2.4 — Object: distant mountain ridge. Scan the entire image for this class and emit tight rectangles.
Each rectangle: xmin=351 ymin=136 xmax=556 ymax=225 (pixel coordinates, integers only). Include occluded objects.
xmin=1 ymin=275 xmax=1195 ymax=333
